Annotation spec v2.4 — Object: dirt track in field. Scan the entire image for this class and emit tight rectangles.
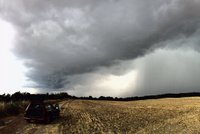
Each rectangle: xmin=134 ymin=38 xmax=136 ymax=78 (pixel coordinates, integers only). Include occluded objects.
xmin=1 ymin=98 xmax=200 ymax=133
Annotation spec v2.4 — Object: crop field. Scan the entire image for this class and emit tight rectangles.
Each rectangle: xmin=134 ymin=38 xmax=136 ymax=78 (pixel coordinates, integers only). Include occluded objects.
xmin=1 ymin=97 xmax=200 ymax=133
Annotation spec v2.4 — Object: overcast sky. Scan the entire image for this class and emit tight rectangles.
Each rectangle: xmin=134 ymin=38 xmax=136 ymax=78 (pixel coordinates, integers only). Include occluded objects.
xmin=1 ymin=0 xmax=200 ymax=97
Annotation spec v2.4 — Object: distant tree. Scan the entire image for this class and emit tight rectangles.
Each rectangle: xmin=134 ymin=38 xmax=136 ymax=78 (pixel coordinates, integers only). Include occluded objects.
xmin=11 ymin=91 xmax=23 ymax=101
xmin=4 ymin=94 xmax=11 ymax=102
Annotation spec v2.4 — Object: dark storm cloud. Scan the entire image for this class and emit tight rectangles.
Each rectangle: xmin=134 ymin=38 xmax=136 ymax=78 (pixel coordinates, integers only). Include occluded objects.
xmin=1 ymin=0 xmax=200 ymax=96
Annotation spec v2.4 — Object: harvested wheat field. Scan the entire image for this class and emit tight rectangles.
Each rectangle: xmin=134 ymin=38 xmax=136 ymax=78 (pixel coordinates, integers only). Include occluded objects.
xmin=1 ymin=97 xmax=200 ymax=134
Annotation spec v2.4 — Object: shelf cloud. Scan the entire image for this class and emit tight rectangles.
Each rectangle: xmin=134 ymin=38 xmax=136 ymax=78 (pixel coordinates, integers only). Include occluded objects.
xmin=1 ymin=0 xmax=200 ymax=96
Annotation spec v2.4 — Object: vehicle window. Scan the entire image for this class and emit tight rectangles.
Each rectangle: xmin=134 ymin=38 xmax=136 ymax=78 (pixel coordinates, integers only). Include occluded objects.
xmin=27 ymin=103 xmax=44 ymax=116
xmin=35 ymin=104 xmax=41 ymax=109
xmin=45 ymin=104 xmax=52 ymax=111
xmin=29 ymin=103 xmax=42 ymax=109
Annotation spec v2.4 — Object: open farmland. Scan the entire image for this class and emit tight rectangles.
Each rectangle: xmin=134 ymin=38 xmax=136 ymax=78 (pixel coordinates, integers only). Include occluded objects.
xmin=1 ymin=97 xmax=200 ymax=133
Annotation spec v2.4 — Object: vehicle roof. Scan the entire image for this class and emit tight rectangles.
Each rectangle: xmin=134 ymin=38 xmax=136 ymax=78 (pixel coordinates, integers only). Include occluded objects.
xmin=29 ymin=100 xmax=54 ymax=105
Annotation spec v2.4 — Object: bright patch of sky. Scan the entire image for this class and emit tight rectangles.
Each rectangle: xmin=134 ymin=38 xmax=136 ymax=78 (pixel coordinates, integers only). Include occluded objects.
xmin=0 ymin=18 xmax=35 ymax=94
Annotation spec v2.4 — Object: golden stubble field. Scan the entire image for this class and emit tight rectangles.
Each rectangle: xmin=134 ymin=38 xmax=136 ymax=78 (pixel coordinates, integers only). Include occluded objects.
xmin=60 ymin=98 xmax=200 ymax=133
xmin=2 ymin=97 xmax=200 ymax=134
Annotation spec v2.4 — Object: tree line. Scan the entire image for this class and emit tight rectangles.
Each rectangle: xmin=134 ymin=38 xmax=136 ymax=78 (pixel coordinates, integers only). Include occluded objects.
xmin=0 ymin=91 xmax=75 ymax=102
xmin=1 ymin=91 xmax=200 ymax=102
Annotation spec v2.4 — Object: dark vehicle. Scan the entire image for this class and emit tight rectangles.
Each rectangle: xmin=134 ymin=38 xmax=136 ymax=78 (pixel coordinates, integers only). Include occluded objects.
xmin=24 ymin=101 xmax=60 ymax=123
